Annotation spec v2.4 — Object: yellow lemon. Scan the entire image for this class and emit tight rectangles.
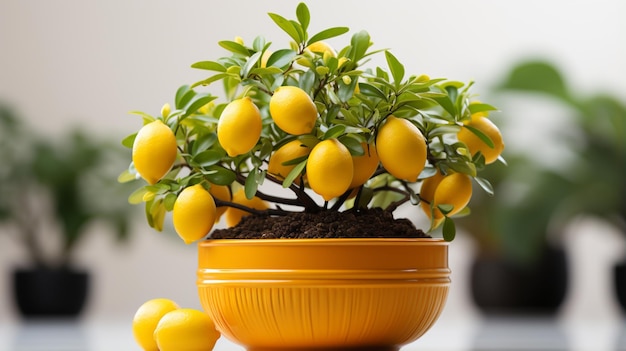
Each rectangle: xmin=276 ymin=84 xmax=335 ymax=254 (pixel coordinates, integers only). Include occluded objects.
xmin=268 ymin=140 xmax=311 ymax=182
xmin=376 ymin=116 xmax=427 ymax=182
xmin=224 ymin=189 xmax=269 ymax=227
xmin=457 ymin=114 xmax=504 ymax=164
xmin=209 ymin=184 xmax=231 ymax=222
xmin=349 ymin=142 xmax=379 ymax=189
xmin=154 ymin=308 xmax=220 ymax=351
xmin=419 ymin=172 xmax=445 ymax=227
xmin=307 ymin=139 xmax=354 ymax=201
xmin=132 ymin=120 xmax=177 ymax=185
xmin=420 ymin=172 xmax=472 ymax=227
xmin=132 ymin=298 xmax=180 ymax=351
xmin=172 ymin=184 xmax=217 ymax=244
xmin=217 ymin=97 xmax=262 ymax=157
xmin=306 ymin=41 xmax=336 ymax=57
xmin=269 ymin=86 xmax=317 ymax=135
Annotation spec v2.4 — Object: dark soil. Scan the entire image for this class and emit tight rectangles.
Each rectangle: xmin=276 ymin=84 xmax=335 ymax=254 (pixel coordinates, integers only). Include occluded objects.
xmin=210 ymin=207 xmax=430 ymax=239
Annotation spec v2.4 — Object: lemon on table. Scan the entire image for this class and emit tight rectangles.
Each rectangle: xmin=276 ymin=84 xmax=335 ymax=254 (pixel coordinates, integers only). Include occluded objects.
xmin=172 ymin=184 xmax=217 ymax=244
xmin=132 ymin=120 xmax=177 ymax=185
xmin=269 ymin=86 xmax=317 ymax=135
xmin=376 ymin=116 xmax=427 ymax=182
xmin=132 ymin=298 xmax=180 ymax=351
xmin=217 ymin=97 xmax=262 ymax=157
xmin=154 ymin=308 xmax=220 ymax=351
xmin=306 ymin=138 xmax=354 ymax=201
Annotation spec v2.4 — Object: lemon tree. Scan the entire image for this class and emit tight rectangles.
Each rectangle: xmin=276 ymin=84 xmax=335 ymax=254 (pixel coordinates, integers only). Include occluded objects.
xmin=121 ymin=2 xmax=506 ymax=241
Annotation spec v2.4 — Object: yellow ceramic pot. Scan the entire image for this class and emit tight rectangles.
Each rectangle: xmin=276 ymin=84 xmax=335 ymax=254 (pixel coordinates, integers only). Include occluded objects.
xmin=197 ymin=238 xmax=450 ymax=351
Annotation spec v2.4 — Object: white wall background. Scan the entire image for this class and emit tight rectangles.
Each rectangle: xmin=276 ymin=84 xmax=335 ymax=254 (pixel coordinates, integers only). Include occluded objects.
xmin=1 ymin=0 xmax=625 ymax=323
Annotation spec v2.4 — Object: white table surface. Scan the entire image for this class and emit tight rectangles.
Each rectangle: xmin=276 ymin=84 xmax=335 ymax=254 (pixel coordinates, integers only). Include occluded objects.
xmin=1 ymin=316 xmax=625 ymax=351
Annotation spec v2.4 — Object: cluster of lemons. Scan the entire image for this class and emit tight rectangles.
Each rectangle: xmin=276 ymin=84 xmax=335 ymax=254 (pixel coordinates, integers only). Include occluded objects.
xmin=125 ymin=3 xmax=506 ymax=245
xmin=132 ymin=298 xmax=220 ymax=351
xmin=131 ymin=80 xmax=504 ymax=243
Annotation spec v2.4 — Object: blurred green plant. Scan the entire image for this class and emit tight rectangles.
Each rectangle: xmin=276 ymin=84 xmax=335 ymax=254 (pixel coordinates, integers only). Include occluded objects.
xmin=461 ymin=60 xmax=626 ymax=264
xmin=0 ymin=104 xmax=135 ymax=268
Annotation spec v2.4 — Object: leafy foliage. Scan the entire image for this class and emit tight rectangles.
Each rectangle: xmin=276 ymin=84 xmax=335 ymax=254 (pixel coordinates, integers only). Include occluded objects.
xmin=122 ymin=3 xmax=505 ymax=240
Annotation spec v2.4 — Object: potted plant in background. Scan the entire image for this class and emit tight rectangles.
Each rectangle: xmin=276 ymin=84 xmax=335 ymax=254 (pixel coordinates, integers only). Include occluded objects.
xmin=459 ymin=59 xmax=625 ymax=315
xmin=121 ymin=3 xmax=506 ymax=350
xmin=0 ymin=104 xmax=134 ymax=318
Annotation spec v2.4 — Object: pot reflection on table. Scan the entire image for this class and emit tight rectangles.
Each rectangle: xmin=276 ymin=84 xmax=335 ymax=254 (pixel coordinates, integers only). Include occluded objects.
xmin=11 ymin=320 xmax=89 ymax=351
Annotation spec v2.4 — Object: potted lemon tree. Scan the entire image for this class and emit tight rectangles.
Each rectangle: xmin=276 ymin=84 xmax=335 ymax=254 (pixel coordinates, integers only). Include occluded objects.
xmin=121 ymin=3 xmax=505 ymax=350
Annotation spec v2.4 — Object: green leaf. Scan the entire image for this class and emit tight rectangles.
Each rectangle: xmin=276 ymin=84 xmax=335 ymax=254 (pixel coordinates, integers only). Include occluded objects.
xmin=242 ymin=51 xmax=262 ymax=78
xmin=348 ymin=30 xmax=370 ymax=62
xmin=150 ymin=199 xmax=166 ymax=232
xmin=296 ymin=2 xmax=310 ymax=32
xmin=192 ymin=149 xmax=224 ymax=167
xmin=268 ymin=12 xmax=302 ymax=43
xmin=252 ymin=36 xmax=266 ymax=52
xmin=437 ymin=204 xmax=454 ymax=215
xmin=338 ymin=76 xmax=358 ymax=102
xmin=191 ymin=73 xmax=236 ymax=88
xmin=468 ymin=102 xmax=498 ymax=115
xmin=385 ymin=51 xmax=405 ymax=88
xmin=204 ymin=166 xmax=236 ymax=185
xmin=434 ymin=95 xmax=456 ymax=116
xmin=290 ymin=20 xmax=305 ymax=44
xmin=307 ymin=27 xmax=350 ymax=46
xmin=129 ymin=111 xmax=156 ymax=124
xmin=117 ymin=169 xmax=136 ymax=183
xmin=444 ymin=160 xmax=477 ymax=177
xmin=163 ymin=193 xmax=177 ymax=211
xmin=249 ymin=67 xmax=283 ymax=76
xmin=244 ymin=169 xmax=260 ymax=199
xmin=282 ymin=159 xmax=307 ymax=188
xmin=184 ymin=94 xmax=217 ymax=117
xmin=299 ymin=69 xmax=316 ymax=93
xmin=475 ymin=176 xmax=494 ymax=196
xmin=128 ymin=187 xmax=149 ymax=205
xmin=175 ymin=85 xmax=195 ymax=109
xmin=323 ymin=125 xmax=346 ymax=140
xmin=190 ymin=61 xmax=227 ymax=72
xmin=442 ymin=217 xmax=456 ymax=241
xmin=192 ymin=133 xmax=218 ymax=154
xmin=266 ymin=49 xmax=297 ymax=68
xmin=464 ymin=124 xmax=495 ymax=148
xmin=338 ymin=135 xmax=364 ymax=156
xmin=357 ymin=82 xmax=387 ymax=100
xmin=218 ymin=40 xmax=250 ymax=56
xmin=121 ymin=133 xmax=137 ymax=149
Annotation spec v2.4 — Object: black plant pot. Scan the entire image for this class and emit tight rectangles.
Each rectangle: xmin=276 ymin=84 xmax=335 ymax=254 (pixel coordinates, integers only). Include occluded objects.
xmin=12 ymin=267 xmax=89 ymax=318
xmin=470 ymin=245 xmax=568 ymax=315
xmin=614 ymin=260 xmax=626 ymax=312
